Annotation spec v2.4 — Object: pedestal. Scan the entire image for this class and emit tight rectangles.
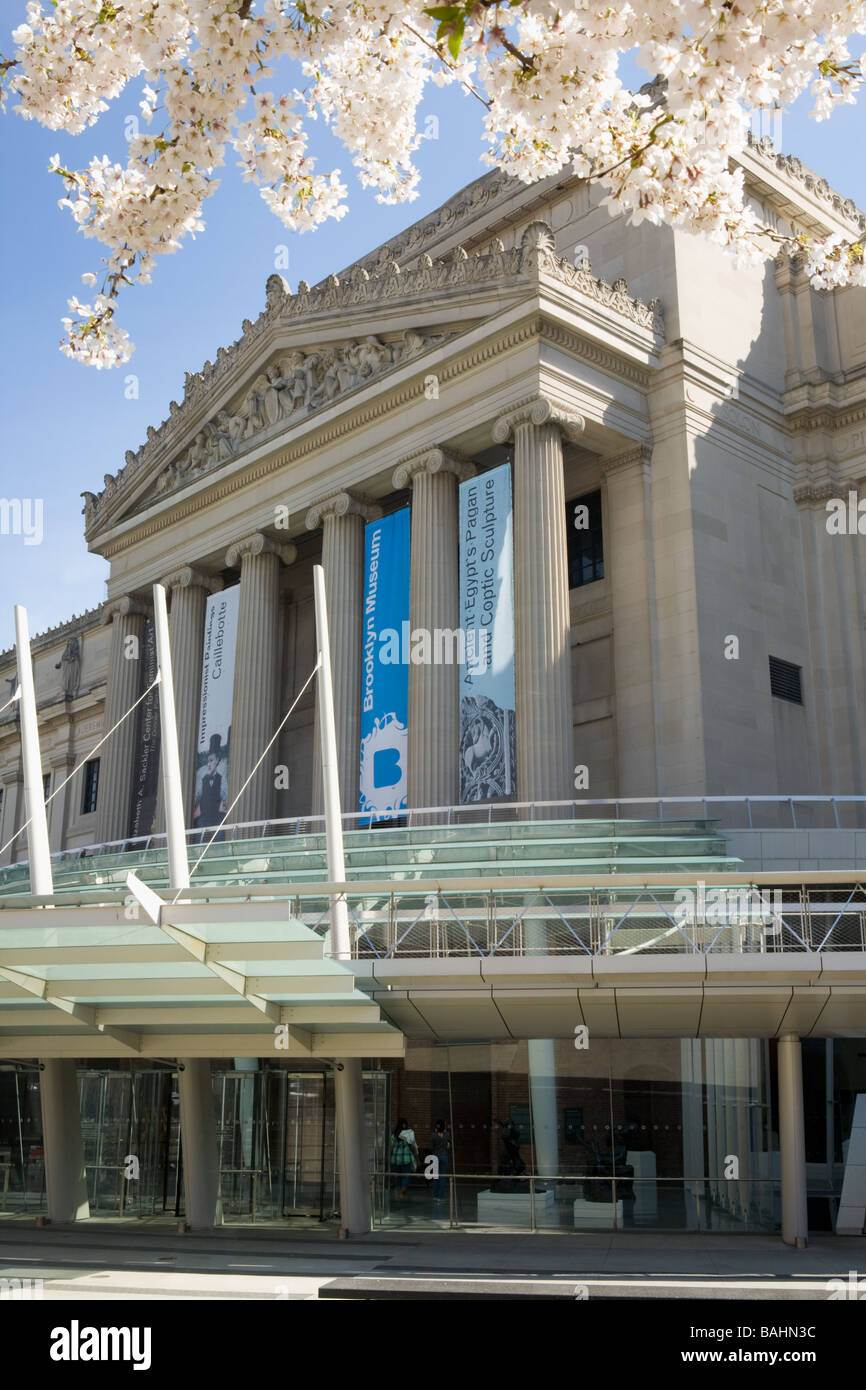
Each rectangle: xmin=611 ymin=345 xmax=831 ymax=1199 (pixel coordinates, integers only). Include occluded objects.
xmin=476 ymin=1187 xmax=555 ymax=1228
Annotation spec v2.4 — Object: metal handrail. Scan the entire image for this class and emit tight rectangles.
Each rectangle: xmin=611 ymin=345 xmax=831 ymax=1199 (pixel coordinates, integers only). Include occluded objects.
xmin=4 ymin=795 xmax=865 ymax=870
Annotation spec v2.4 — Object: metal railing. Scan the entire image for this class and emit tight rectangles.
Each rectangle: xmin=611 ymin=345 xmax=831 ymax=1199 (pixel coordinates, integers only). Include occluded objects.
xmin=2 ymin=874 xmax=863 ymax=956
xmin=4 ymin=795 xmax=865 ymax=871
xmin=370 ymin=1171 xmax=782 ymax=1233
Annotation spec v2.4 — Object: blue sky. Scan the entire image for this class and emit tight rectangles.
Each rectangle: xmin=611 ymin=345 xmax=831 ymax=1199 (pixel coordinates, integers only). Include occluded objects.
xmin=0 ymin=28 xmax=864 ymax=653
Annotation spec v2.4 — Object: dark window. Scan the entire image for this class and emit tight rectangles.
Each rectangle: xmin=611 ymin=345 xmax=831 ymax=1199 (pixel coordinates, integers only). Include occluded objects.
xmin=769 ymin=656 xmax=803 ymax=704
xmin=0 ymin=787 xmax=4 ymax=826
xmin=42 ymin=773 xmax=51 ymax=802
xmin=82 ymin=758 xmax=100 ymax=815
xmin=567 ymin=489 xmax=604 ymax=588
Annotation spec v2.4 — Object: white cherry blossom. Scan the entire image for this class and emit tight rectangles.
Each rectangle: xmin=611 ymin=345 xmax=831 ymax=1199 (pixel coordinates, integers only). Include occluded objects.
xmin=3 ymin=0 xmax=864 ymax=366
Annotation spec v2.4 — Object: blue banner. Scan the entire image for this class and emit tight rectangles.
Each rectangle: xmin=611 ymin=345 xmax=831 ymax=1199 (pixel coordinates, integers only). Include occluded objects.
xmin=459 ymin=463 xmax=516 ymax=802
xmin=359 ymin=508 xmax=410 ymax=820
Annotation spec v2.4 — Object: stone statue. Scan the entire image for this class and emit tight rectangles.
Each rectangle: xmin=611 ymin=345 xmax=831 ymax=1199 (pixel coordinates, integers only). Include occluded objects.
xmin=55 ymin=636 xmax=81 ymax=700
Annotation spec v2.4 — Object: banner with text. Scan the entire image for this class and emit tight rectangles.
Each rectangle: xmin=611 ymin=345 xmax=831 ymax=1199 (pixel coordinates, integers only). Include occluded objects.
xmin=128 ymin=617 xmax=161 ymax=838
xmin=359 ymin=508 xmax=410 ymax=821
xmin=194 ymin=585 xmax=239 ymax=829
xmin=458 ymin=463 xmax=516 ymax=802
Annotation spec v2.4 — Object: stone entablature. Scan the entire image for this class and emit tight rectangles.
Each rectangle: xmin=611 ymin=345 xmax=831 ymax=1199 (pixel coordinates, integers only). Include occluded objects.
xmin=0 ymin=605 xmax=103 ymax=667
xmin=81 ymin=220 xmax=664 ymax=539
xmin=745 ymin=132 xmax=866 ymax=235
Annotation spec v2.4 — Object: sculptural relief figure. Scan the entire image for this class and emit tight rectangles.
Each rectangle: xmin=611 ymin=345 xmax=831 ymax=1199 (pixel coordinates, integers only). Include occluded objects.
xmin=335 ymin=343 xmax=360 ymax=393
xmin=156 ymin=463 xmax=178 ymax=493
xmin=81 ymin=491 xmax=99 ymax=524
xmin=263 ymin=362 xmax=292 ymax=425
xmin=312 ymin=350 xmax=341 ymax=408
xmin=55 ymin=636 xmax=81 ymax=700
xmin=186 ymin=430 xmax=210 ymax=475
xmin=242 ymin=376 xmax=267 ymax=438
xmin=212 ymin=409 xmax=245 ymax=456
xmin=397 ymin=328 xmax=427 ymax=362
xmin=357 ymin=335 xmax=390 ymax=379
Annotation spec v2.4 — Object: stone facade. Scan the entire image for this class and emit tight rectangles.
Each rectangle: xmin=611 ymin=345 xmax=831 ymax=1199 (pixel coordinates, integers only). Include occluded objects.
xmin=1 ymin=139 xmax=865 ymax=855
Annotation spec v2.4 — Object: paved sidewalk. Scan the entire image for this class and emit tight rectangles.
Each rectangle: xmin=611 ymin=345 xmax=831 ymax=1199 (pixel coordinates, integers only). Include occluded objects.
xmin=0 ymin=1224 xmax=864 ymax=1299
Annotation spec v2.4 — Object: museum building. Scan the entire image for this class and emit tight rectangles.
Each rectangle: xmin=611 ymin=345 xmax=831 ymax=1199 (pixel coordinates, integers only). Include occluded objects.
xmin=0 ymin=134 xmax=865 ymax=1242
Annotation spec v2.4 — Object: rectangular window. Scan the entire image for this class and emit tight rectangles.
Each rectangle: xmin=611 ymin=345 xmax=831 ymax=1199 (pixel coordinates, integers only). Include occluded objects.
xmin=567 ymin=489 xmax=604 ymax=589
xmin=42 ymin=772 xmax=51 ymax=802
xmin=82 ymin=758 xmax=100 ymax=815
xmin=769 ymin=655 xmax=803 ymax=704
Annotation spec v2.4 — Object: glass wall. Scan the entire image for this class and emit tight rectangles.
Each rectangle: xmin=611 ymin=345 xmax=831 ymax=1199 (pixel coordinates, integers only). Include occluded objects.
xmin=374 ymin=1038 xmax=783 ymax=1231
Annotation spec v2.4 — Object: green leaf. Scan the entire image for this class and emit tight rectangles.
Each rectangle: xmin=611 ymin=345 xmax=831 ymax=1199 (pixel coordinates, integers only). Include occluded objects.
xmin=424 ymin=6 xmax=462 ymax=21
xmin=447 ymin=18 xmax=465 ymax=60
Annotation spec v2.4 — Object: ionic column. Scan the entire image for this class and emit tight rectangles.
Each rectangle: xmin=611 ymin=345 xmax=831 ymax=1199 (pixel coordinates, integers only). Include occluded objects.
xmin=493 ymin=395 xmax=583 ymax=805
xmin=154 ymin=567 xmax=222 ymax=830
xmin=393 ymin=449 xmax=474 ymax=812
xmin=225 ymin=534 xmax=296 ymax=829
xmin=306 ymin=492 xmax=381 ymax=817
xmin=96 ymin=596 xmax=149 ymax=845
xmin=601 ymin=445 xmax=663 ymax=795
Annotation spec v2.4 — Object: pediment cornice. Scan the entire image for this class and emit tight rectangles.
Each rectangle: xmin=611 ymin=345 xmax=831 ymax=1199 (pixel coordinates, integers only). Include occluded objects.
xmin=83 ymin=221 xmax=664 ymax=544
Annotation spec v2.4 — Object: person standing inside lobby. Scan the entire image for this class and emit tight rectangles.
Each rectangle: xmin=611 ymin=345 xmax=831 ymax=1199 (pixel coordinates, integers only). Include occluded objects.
xmin=390 ymin=1118 xmax=419 ymax=1201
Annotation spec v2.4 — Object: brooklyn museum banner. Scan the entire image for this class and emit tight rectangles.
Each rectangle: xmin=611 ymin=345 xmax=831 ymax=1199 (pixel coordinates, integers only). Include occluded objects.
xmin=458 ymin=462 xmax=516 ymax=802
xmin=194 ymin=586 xmax=239 ymax=829
xmin=359 ymin=507 xmax=410 ymax=821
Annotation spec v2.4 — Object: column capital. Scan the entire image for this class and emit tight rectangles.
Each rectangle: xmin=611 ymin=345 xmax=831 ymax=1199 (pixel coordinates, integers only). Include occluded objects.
xmin=101 ymin=594 xmax=150 ymax=624
xmin=600 ymin=443 xmax=653 ymax=477
xmin=225 ymin=532 xmax=297 ymax=569
xmin=305 ymin=490 xmax=382 ymax=531
xmin=392 ymin=447 xmax=475 ymax=491
xmin=160 ymin=565 xmax=223 ymax=596
xmin=492 ymin=394 xmax=585 ymax=446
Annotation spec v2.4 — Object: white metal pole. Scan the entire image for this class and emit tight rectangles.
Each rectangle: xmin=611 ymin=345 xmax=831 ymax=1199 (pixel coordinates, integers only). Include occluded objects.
xmin=313 ymin=564 xmax=350 ymax=959
xmin=313 ymin=564 xmax=368 ymax=1233
xmin=152 ymin=583 xmax=189 ymax=893
xmin=13 ymin=605 xmax=52 ymax=896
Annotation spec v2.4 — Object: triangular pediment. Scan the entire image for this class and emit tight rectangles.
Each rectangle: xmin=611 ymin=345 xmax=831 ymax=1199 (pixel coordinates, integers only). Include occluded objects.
xmin=83 ymin=220 xmax=662 ymax=541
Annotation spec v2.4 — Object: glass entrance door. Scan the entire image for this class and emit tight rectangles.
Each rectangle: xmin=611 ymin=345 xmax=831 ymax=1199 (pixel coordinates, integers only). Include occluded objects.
xmin=78 ymin=1067 xmax=177 ymax=1216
